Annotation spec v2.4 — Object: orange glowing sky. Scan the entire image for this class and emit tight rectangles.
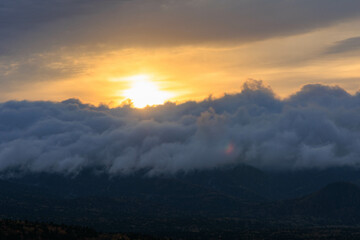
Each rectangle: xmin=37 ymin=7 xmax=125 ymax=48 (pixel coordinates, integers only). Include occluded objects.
xmin=1 ymin=0 xmax=360 ymax=107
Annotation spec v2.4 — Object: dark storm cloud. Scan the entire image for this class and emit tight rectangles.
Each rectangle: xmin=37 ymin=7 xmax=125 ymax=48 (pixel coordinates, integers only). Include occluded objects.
xmin=2 ymin=0 xmax=360 ymax=54
xmin=0 ymin=0 xmax=119 ymax=36
xmin=1 ymin=81 xmax=360 ymax=176
xmin=0 ymin=0 xmax=122 ymax=55
xmin=324 ymin=36 xmax=360 ymax=55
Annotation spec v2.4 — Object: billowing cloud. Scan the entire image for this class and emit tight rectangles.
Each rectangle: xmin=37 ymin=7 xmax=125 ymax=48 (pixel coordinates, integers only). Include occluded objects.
xmin=1 ymin=81 xmax=360 ymax=176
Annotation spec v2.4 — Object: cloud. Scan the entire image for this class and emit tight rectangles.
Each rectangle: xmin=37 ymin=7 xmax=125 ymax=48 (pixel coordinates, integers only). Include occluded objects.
xmin=0 ymin=81 xmax=360 ymax=176
xmin=324 ymin=36 xmax=360 ymax=55
xmin=0 ymin=0 xmax=119 ymax=43
xmin=2 ymin=0 xmax=360 ymax=95
xmin=2 ymin=0 xmax=360 ymax=55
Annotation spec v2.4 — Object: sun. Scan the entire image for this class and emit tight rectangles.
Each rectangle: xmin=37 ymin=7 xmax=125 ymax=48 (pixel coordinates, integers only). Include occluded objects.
xmin=122 ymin=74 xmax=172 ymax=108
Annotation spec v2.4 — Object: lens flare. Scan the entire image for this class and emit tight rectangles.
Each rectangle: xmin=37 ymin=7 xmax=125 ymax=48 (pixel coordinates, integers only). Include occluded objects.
xmin=225 ymin=143 xmax=235 ymax=155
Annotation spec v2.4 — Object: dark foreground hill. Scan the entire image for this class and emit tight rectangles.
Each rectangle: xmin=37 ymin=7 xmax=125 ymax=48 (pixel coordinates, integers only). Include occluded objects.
xmin=3 ymin=219 xmax=360 ymax=240
xmin=292 ymin=182 xmax=360 ymax=221
xmin=0 ymin=219 xmax=162 ymax=240
xmin=256 ymin=182 xmax=360 ymax=226
xmin=2 ymin=166 xmax=360 ymax=238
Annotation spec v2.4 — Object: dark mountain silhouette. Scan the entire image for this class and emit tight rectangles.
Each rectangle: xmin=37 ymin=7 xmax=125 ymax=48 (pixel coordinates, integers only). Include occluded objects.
xmin=3 ymin=166 xmax=360 ymax=236
xmin=9 ymin=165 xmax=360 ymax=201
xmin=177 ymin=165 xmax=269 ymax=201
xmin=290 ymin=182 xmax=360 ymax=222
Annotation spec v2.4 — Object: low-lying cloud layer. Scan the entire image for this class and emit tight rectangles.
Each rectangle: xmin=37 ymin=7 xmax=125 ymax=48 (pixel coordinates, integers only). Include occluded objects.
xmin=1 ymin=81 xmax=360 ymax=176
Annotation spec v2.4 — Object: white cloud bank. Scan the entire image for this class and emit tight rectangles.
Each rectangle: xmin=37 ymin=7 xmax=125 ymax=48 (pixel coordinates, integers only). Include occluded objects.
xmin=1 ymin=81 xmax=360 ymax=176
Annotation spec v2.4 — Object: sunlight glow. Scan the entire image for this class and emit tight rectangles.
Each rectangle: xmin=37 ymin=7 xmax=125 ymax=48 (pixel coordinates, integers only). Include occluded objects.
xmin=122 ymin=74 xmax=173 ymax=108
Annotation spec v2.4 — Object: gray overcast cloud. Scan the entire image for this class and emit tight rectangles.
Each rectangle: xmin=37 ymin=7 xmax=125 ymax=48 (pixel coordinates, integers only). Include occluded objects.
xmin=2 ymin=0 xmax=360 ymax=54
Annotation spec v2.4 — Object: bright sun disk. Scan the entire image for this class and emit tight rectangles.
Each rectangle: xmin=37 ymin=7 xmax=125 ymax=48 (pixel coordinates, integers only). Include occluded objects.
xmin=122 ymin=75 xmax=172 ymax=108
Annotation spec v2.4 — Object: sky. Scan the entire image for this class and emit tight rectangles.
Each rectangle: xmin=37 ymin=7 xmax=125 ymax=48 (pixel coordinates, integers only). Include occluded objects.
xmin=1 ymin=0 xmax=360 ymax=176
xmin=1 ymin=0 xmax=360 ymax=106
